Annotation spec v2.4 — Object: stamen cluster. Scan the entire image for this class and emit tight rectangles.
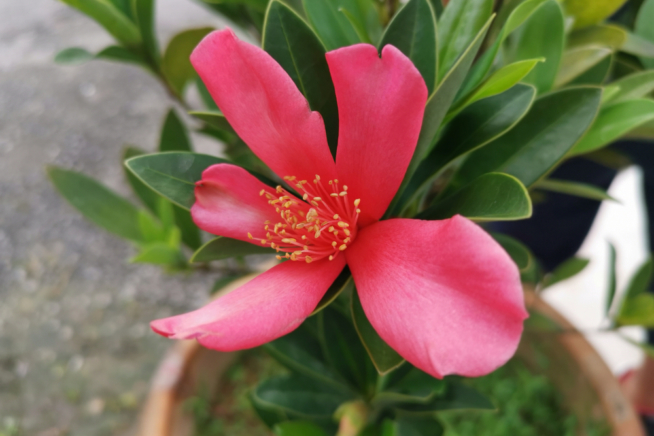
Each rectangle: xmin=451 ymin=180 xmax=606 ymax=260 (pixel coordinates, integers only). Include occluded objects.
xmin=248 ymin=175 xmax=361 ymax=263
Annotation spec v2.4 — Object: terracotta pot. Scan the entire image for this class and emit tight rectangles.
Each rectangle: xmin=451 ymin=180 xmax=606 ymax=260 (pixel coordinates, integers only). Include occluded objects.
xmin=135 ymin=286 xmax=645 ymax=436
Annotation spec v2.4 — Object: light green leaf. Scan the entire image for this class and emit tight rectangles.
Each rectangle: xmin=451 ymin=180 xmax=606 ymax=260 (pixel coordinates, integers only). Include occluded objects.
xmin=351 ymin=290 xmax=404 ymax=375
xmin=60 ymin=0 xmax=141 ymax=47
xmin=603 ymin=71 xmax=654 ymax=104
xmin=535 ymin=179 xmax=615 ymax=201
xmin=492 ymin=233 xmax=532 ymax=271
xmin=562 ymin=0 xmax=627 ymax=29
xmin=159 ymin=109 xmax=192 ymax=152
xmin=555 ymin=47 xmax=612 ymax=87
xmin=419 ymin=173 xmax=532 ymax=221
xmin=190 ymin=236 xmax=273 ymax=262
xmin=635 ymin=0 xmax=654 ymax=69
xmin=623 ymin=31 xmax=654 ymax=60
xmin=543 ymin=257 xmax=590 ymax=288
xmin=437 ymin=0 xmax=493 ymax=80
xmin=131 ymin=241 xmax=184 ymax=265
xmin=55 ymin=45 xmax=147 ymax=67
xmin=54 ymin=47 xmax=94 ymax=64
xmin=624 ymin=256 xmax=654 ymax=300
xmin=162 ymin=27 xmax=213 ymax=95
xmin=302 ymin=0 xmax=364 ymax=50
xmin=379 ymin=0 xmax=437 ymax=94
xmin=571 ymin=99 xmax=654 ymax=155
xmin=466 ymin=58 xmax=542 ymax=105
xmin=48 ymin=166 xmax=143 ymax=242
xmin=131 ymin=0 xmax=159 ymax=64
xmin=263 ymin=1 xmax=339 ymax=154
xmin=617 ymin=293 xmax=654 ymax=327
xmin=567 ymin=24 xmax=627 ymax=50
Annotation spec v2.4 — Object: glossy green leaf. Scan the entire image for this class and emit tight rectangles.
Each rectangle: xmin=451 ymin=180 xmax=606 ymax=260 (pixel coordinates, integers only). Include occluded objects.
xmin=188 ymin=110 xmax=235 ymax=134
xmin=543 ymin=257 xmax=590 ymax=288
xmin=466 ymin=59 xmax=542 ymax=105
xmin=555 ymin=47 xmax=612 ymax=87
xmin=567 ymin=24 xmax=627 ymax=50
xmin=569 ymin=54 xmax=612 ymax=85
xmin=452 ymin=87 xmax=602 ymax=188
xmin=492 ymin=233 xmax=532 ymax=271
xmin=264 ymin=325 xmax=344 ymax=387
xmin=123 ymin=146 xmax=159 ymax=213
xmin=190 ymin=236 xmax=273 ymax=262
xmin=311 ymin=268 xmax=352 ymax=315
xmin=535 ymin=178 xmax=615 ymax=202
xmin=162 ymin=27 xmax=213 ymax=95
xmin=60 ymin=0 xmax=141 ymax=47
xmin=302 ymin=0 xmax=362 ymax=50
xmin=263 ymin=1 xmax=339 ymax=154
xmin=607 ymin=242 xmax=618 ymax=316
xmin=379 ymin=0 xmax=437 ymax=94
xmin=604 ymin=71 xmax=654 ymax=104
xmin=395 ymin=416 xmax=445 ymax=436
xmin=252 ymin=374 xmax=353 ymax=418
xmin=351 ymin=290 xmax=404 ymax=375
xmin=562 ymin=0 xmax=627 ymax=29
xmin=402 ymin=84 xmax=535 ymax=209
xmin=571 ymin=99 xmax=654 ymax=155
xmin=159 ymin=109 xmax=192 ymax=152
xmin=419 ymin=173 xmax=532 ymax=221
xmin=54 ymin=47 xmax=94 ymax=64
xmin=513 ymin=0 xmax=564 ymax=94
xmin=48 ymin=166 xmax=143 ymax=241
xmin=437 ymin=0 xmax=493 ymax=80
xmin=125 ymin=152 xmax=229 ymax=210
xmin=394 ymin=382 xmax=494 ymax=413
xmin=635 ymin=0 xmax=654 ymax=69
xmin=274 ymin=421 xmax=329 ymax=436
xmin=374 ymin=368 xmax=446 ymax=406
xmin=132 ymin=0 xmax=159 ymax=64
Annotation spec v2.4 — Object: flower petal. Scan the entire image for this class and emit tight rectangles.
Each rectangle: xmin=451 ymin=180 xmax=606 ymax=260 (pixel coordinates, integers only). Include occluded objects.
xmin=151 ymin=256 xmax=347 ymax=351
xmin=191 ymin=163 xmax=285 ymax=242
xmin=346 ymin=216 xmax=528 ymax=378
xmin=326 ymin=44 xmax=427 ymax=226
xmin=191 ymin=29 xmax=337 ymax=182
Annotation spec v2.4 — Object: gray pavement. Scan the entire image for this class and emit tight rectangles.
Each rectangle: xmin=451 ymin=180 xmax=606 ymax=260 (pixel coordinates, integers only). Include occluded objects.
xmin=0 ymin=1 xmax=235 ymax=434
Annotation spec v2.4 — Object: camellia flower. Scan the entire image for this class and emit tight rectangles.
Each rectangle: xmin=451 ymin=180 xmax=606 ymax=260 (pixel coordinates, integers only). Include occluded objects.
xmin=151 ymin=29 xmax=528 ymax=378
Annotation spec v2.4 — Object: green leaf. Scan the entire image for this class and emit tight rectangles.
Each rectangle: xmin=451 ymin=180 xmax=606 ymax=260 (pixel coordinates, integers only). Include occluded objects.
xmin=607 ymin=242 xmax=618 ymax=316
xmin=569 ymin=54 xmax=613 ymax=85
xmin=123 ymin=146 xmax=159 ymax=213
xmin=159 ymin=109 xmax=192 ymax=152
xmin=465 ymin=59 xmax=542 ymax=105
xmin=188 ymin=110 xmax=235 ymax=134
xmin=375 ymin=368 xmax=446 ymax=406
xmin=395 ymin=416 xmax=445 ymax=436
xmin=379 ymin=0 xmax=437 ymax=94
xmin=162 ymin=27 xmax=213 ymax=95
xmin=571 ymin=99 xmax=654 ymax=155
xmin=567 ymin=24 xmax=627 ymax=50
xmin=535 ymin=178 xmax=615 ymax=202
xmin=131 ymin=0 xmax=159 ymax=64
xmin=394 ymin=382 xmax=494 ymax=413
xmin=131 ymin=241 xmax=184 ymax=265
xmin=555 ymin=47 xmax=612 ymax=87
xmin=635 ymin=0 xmax=654 ymax=69
xmin=54 ymin=47 xmax=95 ymax=64
xmin=60 ymin=0 xmax=141 ymax=47
xmin=437 ymin=0 xmax=493 ymax=81
xmin=451 ymin=87 xmax=602 ymax=189
xmin=512 ymin=0 xmax=564 ymax=94
xmin=542 ymin=257 xmax=590 ymax=288
xmin=492 ymin=233 xmax=532 ymax=271
xmin=418 ymin=173 xmax=532 ymax=221
xmin=302 ymin=0 xmax=362 ymax=50
xmin=623 ymin=31 xmax=654 ymax=59
xmin=96 ymin=45 xmax=148 ymax=65
xmin=263 ymin=1 xmax=339 ymax=154
xmin=48 ymin=166 xmax=143 ymax=242
xmin=562 ymin=0 xmax=628 ymax=29
xmin=252 ymin=374 xmax=353 ymax=418
xmin=190 ymin=236 xmax=273 ymax=262
xmin=274 ymin=421 xmax=329 ymax=436
xmin=351 ymin=290 xmax=404 ymax=375
xmin=617 ymin=293 xmax=654 ymax=327
xmin=624 ymin=256 xmax=654 ymax=299
xmin=172 ymin=205 xmax=201 ymax=249
xmin=196 ymin=77 xmax=219 ymax=110
xmin=318 ymin=306 xmax=375 ymax=393
xmin=604 ymin=71 xmax=654 ymax=105
xmin=125 ymin=152 xmax=229 ymax=209
xmin=311 ymin=267 xmax=352 ymax=315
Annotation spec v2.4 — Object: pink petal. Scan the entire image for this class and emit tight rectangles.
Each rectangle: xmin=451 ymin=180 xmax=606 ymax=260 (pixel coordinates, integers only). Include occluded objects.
xmin=191 ymin=163 xmax=285 ymax=242
xmin=191 ymin=29 xmax=337 ymax=182
xmin=346 ymin=216 xmax=528 ymax=378
xmin=326 ymin=44 xmax=427 ymax=227
xmin=151 ymin=256 xmax=346 ymax=351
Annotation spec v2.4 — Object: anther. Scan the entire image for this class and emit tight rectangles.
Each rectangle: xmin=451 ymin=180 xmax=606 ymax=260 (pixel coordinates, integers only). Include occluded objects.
xmin=354 ymin=199 xmax=361 ymax=207
xmin=248 ymin=233 xmax=253 ymax=239
xmin=338 ymin=222 xmax=349 ymax=228
xmin=305 ymin=256 xmax=313 ymax=263
xmin=339 ymin=244 xmax=347 ymax=251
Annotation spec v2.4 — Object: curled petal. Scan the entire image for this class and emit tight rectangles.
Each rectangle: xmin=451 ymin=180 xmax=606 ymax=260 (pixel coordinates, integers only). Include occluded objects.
xmin=191 ymin=29 xmax=337 ymax=182
xmin=151 ymin=256 xmax=347 ymax=351
xmin=346 ymin=216 xmax=527 ymax=378
xmin=327 ymin=44 xmax=427 ymax=226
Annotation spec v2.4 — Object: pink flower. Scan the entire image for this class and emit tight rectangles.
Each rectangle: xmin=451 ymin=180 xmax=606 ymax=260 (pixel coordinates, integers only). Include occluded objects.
xmin=151 ymin=29 xmax=528 ymax=379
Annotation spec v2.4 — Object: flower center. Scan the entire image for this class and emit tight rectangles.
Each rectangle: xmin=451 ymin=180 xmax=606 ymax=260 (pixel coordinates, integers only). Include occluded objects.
xmin=248 ymin=175 xmax=361 ymax=263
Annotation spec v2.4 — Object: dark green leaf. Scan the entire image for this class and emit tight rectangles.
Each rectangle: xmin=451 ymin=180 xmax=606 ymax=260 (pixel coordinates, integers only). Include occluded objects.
xmin=302 ymin=0 xmax=362 ymax=50
xmin=162 ymin=27 xmax=213 ymax=95
xmin=607 ymin=242 xmax=618 ymax=316
xmin=379 ymin=0 xmax=437 ymax=94
xmin=60 ymin=0 xmax=141 ymax=47
xmin=437 ymin=0 xmax=493 ymax=81
xmin=419 ymin=173 xmax=531 ymax=221
xmin=555 ymin=47 xmax=612 ymax=87
xmin=512 ymin=0 xmax=564 ymax=94
xmin=395 ymin=415 xmax=445 ymax=436
xmin=54 ymin=47 xmax=94 ymax=64
xmin=492 ymin=233 xmax=532 ymax=271
xmin=190 ymin=236 xmax=274 ymax=262
xmin=189 ymin=110 xmax=235 ymax=134
xmin=249 ymin=391 xmax=287 ymax=429
xmin=48 ymin=166 xmax=143 ymax=242
xmin=159 ymin=109 xmax=192 ymax=152
xmin=535 ymin=178 xmax=615 ymax=201
xmin=451 ymin=87 xmax=602 ymax=189
xmin=569 ymin=53 xmax=612 ymax=85
xmin=96 ymin=45 xmax=148 ymax=65
xmin=132 ymin=0 xmax=159 ymax=64
xmin=604 ymin=71 xmax=654 ymax=104
xmin=635 ymin=0 xmax=654 ymax=69
xmin=543 ymin=257 xmax=590 ymax=288
xmin=311 ymin=267 xmax=352 ymax=315
xmin=125 ymin=152 xmax=229 ymax=209
xmin=123 ymin=146 xmax=159 ymax=213
xmin=172 ymin=205 xmax=201 ymax=249
xmin=571 ymin=99 xmax=654 ymax=155
xmin=374 ymin=368 xmax=446 ymax=406
xmin=351 ymin=290 xmax=404 ymax=375
xmin=263 ymin=1 xmax=339 ymax=154
xmin=274 ymin=421 xmax=329 ymax=436
xmin=196 ymin=77 xmax=219 ymax=110
xmin=394 ymin=382 xmax=494 ymax=413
